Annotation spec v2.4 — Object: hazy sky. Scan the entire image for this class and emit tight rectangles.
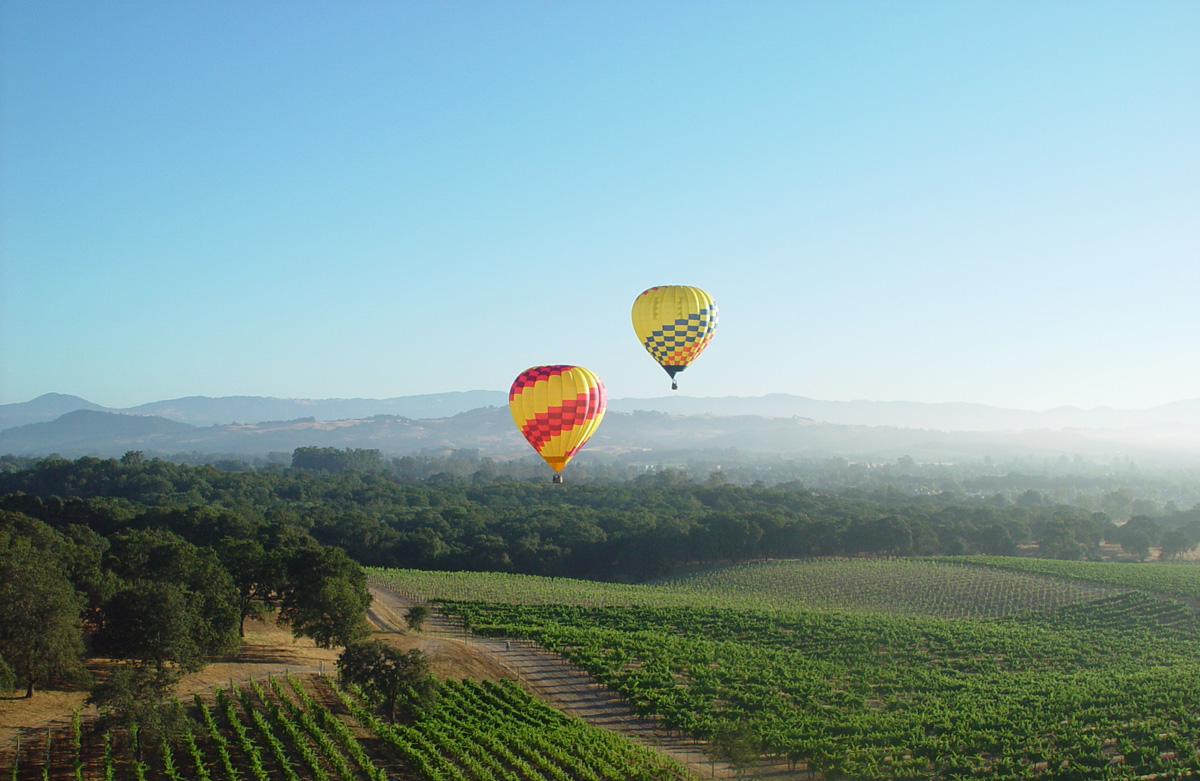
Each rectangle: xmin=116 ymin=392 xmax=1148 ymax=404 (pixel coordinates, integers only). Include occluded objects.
xmin=2 ymin=2 xmax=1196 ymax=411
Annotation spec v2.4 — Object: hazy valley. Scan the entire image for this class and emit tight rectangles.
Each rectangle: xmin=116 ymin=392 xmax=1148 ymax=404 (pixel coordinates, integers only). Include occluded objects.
xmin=3 ymin=392 xmax=1199 ymax=466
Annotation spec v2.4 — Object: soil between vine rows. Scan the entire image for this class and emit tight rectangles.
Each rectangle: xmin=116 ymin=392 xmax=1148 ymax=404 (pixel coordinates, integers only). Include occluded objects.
xmin=2 ymin=583 xmax=789 ymax=780
xmin=367 ymin=582 xmax=800 ymax=779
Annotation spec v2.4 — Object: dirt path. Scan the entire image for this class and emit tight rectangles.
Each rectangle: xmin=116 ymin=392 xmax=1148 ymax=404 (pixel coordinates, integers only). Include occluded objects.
xmin=368 ymin=581 xmax=755 ymax=780
xmin=3 ymin=588 xmax=801 ymax=779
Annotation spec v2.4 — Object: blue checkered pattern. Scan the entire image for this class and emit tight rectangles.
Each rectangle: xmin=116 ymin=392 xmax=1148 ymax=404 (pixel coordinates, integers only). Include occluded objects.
xmin=643 ymin=306 xmax=717 ymax=365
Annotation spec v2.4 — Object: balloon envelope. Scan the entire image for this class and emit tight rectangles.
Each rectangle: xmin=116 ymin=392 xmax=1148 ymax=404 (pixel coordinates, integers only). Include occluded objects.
xmin=631 ymin=285 xmax=718 ymax=387
xmin=509 ymin=365 xmax=606 ymax=473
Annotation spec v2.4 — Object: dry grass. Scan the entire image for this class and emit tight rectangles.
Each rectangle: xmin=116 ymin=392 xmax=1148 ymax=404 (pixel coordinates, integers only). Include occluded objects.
xmin=0 ymin=596 xmax=509 ymax=759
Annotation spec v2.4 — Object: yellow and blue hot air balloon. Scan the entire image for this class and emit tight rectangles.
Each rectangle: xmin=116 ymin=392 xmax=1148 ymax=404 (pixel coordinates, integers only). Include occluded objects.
xmin=509 ymin=365 xmax=606 ymax=482
xmin=631 ymin=285 xmax=718 ymax=390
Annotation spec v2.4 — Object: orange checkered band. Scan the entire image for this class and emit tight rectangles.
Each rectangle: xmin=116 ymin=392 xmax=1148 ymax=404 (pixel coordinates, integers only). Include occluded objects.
xmin=642 ymin=303 xmax=718 ymax=366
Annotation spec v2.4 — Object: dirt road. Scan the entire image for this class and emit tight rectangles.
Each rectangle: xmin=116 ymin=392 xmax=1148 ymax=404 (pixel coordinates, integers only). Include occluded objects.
xmin=367 ymin=581 xmax=749 ymax=780
xmin=3 ymin=586 xmax=794 ymax=779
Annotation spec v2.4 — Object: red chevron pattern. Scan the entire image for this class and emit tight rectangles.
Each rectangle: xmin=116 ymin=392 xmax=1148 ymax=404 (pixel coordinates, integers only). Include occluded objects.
xmin=518 ymin=386 xmax=604 ymax=451
xmin=509 ymin=365 xmax=571 ymax=399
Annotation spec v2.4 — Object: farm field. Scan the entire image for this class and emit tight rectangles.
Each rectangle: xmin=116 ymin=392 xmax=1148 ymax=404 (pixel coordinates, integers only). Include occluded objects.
xmin=375 ymin=557 xmax=1200 ymax=780
xmin=2 ymin=671 xmax=698 ymax=781
xmin=945 ymin=556 xmax=1200 ymax=602
xmin=373 ymin=558 xmax=1134 ymax=619
xmin=6 ymin=556 xmax=1199 ymax=780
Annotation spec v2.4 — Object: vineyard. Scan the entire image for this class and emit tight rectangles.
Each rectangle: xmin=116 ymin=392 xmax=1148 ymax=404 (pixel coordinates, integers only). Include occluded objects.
xmin=946 ymin=556 xmax=1200 ymax=602
xmin=658 ymin=559 xmax=1134 ymax=619
xmin=375 ymin=558 xmax=1200 ymax=779
xmin=3 ymin=673 xmax=697 ymax=781
xmin=371 ymin=558 xmax=1132 ymax=619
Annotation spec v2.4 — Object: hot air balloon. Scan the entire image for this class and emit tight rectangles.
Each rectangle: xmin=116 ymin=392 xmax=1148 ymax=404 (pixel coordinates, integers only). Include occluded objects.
xmin=509 ymin=365 xmax=606 ymax=482
xmin=631 ymin=285 xmax=718 ymax=390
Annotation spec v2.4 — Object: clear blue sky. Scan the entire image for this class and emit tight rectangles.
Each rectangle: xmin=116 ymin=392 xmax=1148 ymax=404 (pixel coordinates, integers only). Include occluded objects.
xmin=2 ymin=2 xmax=1197 ymax=411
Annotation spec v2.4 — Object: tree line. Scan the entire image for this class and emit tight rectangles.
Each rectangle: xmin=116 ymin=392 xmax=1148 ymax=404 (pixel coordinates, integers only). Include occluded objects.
xmin=3 ymin=450 xmax=1197 ymax=705
xmin=0 ymin=486 xmax=371 ymax=709
xmin=9 ymin=445 xmax=1198 ymax=519
xmin=2 ymin=451 xmax=1196 ymax=586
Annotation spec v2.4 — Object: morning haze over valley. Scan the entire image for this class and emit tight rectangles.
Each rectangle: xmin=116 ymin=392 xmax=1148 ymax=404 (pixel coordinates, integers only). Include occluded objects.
xmin=3 ymin=2 xmax=1197 ymax=780
xmin=4 ymin=391 xmax=1199 ymax=466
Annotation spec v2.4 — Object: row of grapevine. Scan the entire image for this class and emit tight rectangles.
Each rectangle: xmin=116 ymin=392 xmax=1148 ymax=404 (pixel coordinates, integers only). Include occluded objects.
xmin=1 ymin=676 xmax=391 ymax=781
xmin=280 ymin=674 xmax=387 ymax=781
xmin=2 ymin=722 xmax=121 ymax=781
xmin=523 ymin=606 xmax=1197 ymax=777
xmin=371 ymin=555 xmax=1180 ymax=620
xmin=949 ymin=555 xmax=1200 ymax=602
xmin=333 ymin=675 xmax=697 ymax=781
xmin=4 ymin=669 xmax=699 ymax=781
xmin=409 ymin=563 xmax=1200 ymax=781
xmin=171 ymin=701 xmax=212 ymax=781
xmin=193 ymin=692 xmax=242 ymax=781
xmin=201 ymin=676 xmax=401 ymax=781
xmin=662 ymin=557 xmax=1131 ymax=618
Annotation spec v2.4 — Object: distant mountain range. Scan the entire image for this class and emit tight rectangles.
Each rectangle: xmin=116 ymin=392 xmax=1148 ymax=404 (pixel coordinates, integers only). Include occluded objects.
xmin=1 ymin=392 xmax=1198 ymax=463
xmin=0 ymin=391 xmax=509 ymax=430
xmin=611 ymin=394 xmax=1200 ymax=432
xmin=5 ymin=392 xmax=1200 ymax=432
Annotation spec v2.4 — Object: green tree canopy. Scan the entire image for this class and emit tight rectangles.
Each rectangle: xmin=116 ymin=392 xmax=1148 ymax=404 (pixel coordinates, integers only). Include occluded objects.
xmin=94 ymin=582 xmax=207 ymax=671
xmin=278 ymin=543 xmax=371 ymax=648
xmin=87 ymin=662 xmax=181 ymax=749
xmin=292 ymin=447 xmax=383 ymax=473
xmin=103 ymin=528 xmax=240 ymax=657
xmin=1160 ymin=528 xmax=1196 ymax=560
xmin=337 ymin=640 xmax=436 ymax=722
xmin=215 ymin=536 xmax=279 ymax=636
xmin=0 ymin=531 xmax=88 ymax=697
xmin=712 ymin=721 xmax=761 ymax=777
xmin=404 ymin=605 xmax=429 ymax=632
xmin=0 ymin=653 xmax=13 ymax=694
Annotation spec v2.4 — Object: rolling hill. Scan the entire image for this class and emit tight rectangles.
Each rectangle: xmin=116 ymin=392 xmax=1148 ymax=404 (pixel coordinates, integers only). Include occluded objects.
xmin=2 ymin=404 xmax=1198 ymax=464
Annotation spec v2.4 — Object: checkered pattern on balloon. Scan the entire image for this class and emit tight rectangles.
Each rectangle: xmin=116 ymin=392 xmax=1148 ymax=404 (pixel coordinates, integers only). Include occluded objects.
xmin=642 ymin=305 xmax=718 ymax=367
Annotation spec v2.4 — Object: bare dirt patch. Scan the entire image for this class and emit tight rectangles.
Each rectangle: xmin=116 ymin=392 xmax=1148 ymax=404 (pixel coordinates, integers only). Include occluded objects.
xmin=0 ymin=615 xmax=339 ymax=764
xmin=365 ymin=589 xmax=515 ymax=681
xmin=176 ymin=618 xmax=343 ymax=690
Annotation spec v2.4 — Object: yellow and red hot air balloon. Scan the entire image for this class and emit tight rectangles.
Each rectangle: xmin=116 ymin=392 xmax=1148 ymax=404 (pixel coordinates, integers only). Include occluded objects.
xmin=631 ymin=285 xmax=718 ymax=390
xmin=509 ymin=365 xmax=606 ymax=482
